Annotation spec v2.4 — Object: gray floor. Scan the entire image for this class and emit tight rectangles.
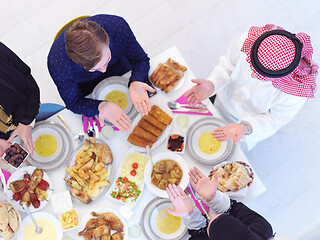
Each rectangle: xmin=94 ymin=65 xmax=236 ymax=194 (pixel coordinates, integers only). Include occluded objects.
xmin=1 ymin=0 xmax=320 ymax=238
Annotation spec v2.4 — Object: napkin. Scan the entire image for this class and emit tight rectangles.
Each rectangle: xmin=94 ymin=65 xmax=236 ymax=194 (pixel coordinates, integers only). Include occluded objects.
xmin=173 ymin=92 xmax=212 ymax=116
xmin=1 ymin=169 xmax=11 ymax=184
xmin=186 ymin=186 xmax=210 ymax=215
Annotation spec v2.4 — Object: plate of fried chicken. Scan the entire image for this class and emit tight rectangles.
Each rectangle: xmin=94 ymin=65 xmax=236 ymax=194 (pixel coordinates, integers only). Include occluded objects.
xmin=78 ymin=208 xmax=127 ymax=240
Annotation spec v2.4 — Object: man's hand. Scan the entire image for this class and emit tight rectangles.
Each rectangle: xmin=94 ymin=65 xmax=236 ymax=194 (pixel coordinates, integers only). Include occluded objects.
xmin=129 ymin=81 xmax=155 ymax=116
xmin=98 ymin=101 xmax=132 ymax=132
xmin=212 ymin=123 xmax=247 ymax=144
xmin=189 ymin=167 xmax=219 ymax=202
xmin=184 ymin=79 xmax=214 ymax=105
xmin=166 ymin=184 xmax=194 ymax=217
xmin=8 ymin=124 xmax=34 ymax=156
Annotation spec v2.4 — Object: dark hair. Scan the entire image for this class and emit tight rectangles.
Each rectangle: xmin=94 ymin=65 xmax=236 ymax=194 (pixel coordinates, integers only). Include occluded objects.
xmin=65 ymin=19 xmax=109 ymax=70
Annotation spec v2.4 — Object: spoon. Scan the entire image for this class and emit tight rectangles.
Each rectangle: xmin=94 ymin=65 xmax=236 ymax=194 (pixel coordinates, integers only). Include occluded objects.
xmin=23 ymin=205 xmax=42 ymax=234
xmin=167 ymin=101 xmax=206 ymax=109
xmin=146 ymin=145 xmax=154 ymax=168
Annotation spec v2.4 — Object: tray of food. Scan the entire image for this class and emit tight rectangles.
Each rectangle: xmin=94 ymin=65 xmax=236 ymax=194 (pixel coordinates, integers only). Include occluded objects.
xmin=64 ymin=137 xmax=114 ymax=204
xmin=209 ymin=160 xmax=254 ymax=198
xmin=149 ymin=58 xmax=188 ymax=94
xmin=6 ymin=167 xmax=52 ymax=212
xmin=78 ymin=208 xmax=128 ymax=240
xmin=144 ymin=152 xmax=189 ymax=198
xmin=127 ymin=93 xmax=173 ymax=152
xmin=0 ymin=193 xmax=22 ymax=240
xmin=106 ymin=149 xmax=149 ymax=206
xmin=2 ymin=143 xmax=28 ymax=169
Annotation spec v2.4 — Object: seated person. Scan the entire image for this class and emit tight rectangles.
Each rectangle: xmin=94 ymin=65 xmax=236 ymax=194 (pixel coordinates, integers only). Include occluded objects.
xmin=166 ymin=167 xmax=273 ymax=240
xmin=47 ymin=14 xmax=155 ymax=132
xmin=0 ymin=42 xmax=40 ymax=157
xmin=184 ymin=24 xmax=318 ymax=150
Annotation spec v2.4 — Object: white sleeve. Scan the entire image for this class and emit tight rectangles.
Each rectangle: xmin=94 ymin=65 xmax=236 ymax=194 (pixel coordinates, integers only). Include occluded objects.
xmin=202 ymin=190 xmax=230 ymax=214
xmin=182 ymin=207 xmax=207 ymax=230
xmin=208 ymin=33 xmax=247 ymax=96
xmin=242 ymin=95 xmax=307 ymax=147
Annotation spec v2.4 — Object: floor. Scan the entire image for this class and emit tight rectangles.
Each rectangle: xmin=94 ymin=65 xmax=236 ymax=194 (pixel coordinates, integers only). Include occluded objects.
xmin=1 ymin=0 xmax=320 ymax=239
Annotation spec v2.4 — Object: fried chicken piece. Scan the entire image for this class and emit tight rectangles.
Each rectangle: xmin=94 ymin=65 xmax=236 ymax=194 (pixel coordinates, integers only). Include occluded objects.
xmin=92 ymin=225 xmax=110 ymax=240
xmin=142 ymin=114 xmax=166 ymax=130
xmin=101 ymin=234 xmax=111 ymax=240
xmin=78 ymin=217 xmax=109 ymax=238
xmin=91 ymin=212 xmax=124 ymax=232
xmin=132 ymin=126 xmax=157 ymax=142
xmin=149 ymin=105 xmax=172 ymax=125
xmin=69 ymin=187 xmax=92 ymax=204
xmin=111 ymin=232 xmax=124 ymax=240
xmin=94 ymin=142 xmax=113 ymax=164
xmin=127 ymin=134 xmax=153 ymax=148
xmin=138 ymin=118 xmax=162 ymax=137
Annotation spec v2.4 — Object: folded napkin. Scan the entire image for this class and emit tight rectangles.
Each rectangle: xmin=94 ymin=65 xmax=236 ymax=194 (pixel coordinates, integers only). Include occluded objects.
xmin=173 ymin=92 xmax=212 ymax=116
xmin=1 ymin=169 xmax=11 ymax=184
xmin=186 ymin=186 xmax=210 ymax=215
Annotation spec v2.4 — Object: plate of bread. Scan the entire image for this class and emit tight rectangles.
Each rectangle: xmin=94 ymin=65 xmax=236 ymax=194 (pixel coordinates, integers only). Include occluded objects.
xmin=209 ymin=161 xmax=254 ymax=198
xmin=149 ymin=58 xmax=188 ymax=94
xmin=127 ymin=93 xmax=173 ymax=152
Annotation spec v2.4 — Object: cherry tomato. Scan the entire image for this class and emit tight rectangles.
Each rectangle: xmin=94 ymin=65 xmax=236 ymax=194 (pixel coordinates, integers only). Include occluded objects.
xmin=132 ymin=163 xmax=138 ymax=169
xmin=130 ymin=169 xmax=137 ymax=176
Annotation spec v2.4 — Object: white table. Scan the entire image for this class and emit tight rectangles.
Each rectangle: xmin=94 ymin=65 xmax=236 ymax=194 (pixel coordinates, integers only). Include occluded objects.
xmin=15 ymin=46 xmax=266 ymax=240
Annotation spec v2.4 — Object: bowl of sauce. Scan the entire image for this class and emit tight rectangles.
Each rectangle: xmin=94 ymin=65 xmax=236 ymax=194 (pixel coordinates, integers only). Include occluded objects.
xmin=18 ymin=212 xmax=63 ymax=240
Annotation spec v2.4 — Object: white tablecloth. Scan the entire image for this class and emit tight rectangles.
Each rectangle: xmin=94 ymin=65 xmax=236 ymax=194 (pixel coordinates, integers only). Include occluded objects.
xmin=15 ymin=46 xmax=266 ymax=240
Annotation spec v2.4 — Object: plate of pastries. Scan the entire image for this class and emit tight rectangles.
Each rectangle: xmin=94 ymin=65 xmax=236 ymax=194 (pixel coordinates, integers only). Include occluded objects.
xmin=149 ymin=58 xmax=188 ymax=94
xmin=127 ymin=94 xmax=173 ymax=152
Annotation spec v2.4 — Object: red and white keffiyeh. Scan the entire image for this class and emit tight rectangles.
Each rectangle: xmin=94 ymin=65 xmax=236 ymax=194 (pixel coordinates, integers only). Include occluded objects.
xmin=241 ymin=24 xmax=318 ymax=98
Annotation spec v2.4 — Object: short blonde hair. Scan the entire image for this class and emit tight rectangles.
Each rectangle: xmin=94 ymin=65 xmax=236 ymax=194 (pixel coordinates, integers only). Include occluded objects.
xmin=65 ymin=19 xmax=109 ymax=70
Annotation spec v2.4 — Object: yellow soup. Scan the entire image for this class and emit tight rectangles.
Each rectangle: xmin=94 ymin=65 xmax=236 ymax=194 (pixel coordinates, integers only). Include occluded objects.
xmin=35 ymin=134 xmax=58 ymax=158
xmin=105 ymin=90 xmax=128 ymax=111
xmin=23 ymin=219 xmax=57 ymax=240
xmin=198 ymin=131 xmax=222 ymax=155
xmin=156 ymin=208 xmax=181 ymax=234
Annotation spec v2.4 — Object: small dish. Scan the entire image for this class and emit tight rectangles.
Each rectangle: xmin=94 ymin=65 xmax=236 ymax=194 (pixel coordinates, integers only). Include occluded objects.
xmin=58 ymin=208 xmax=80 ymax=232
xmin=166 ymin=132 xmax=186 ymax=154
xmin=2 ymin=143 xmax=29 ymax=169
xmin=144 ymin=152 xmax=189 ymax=198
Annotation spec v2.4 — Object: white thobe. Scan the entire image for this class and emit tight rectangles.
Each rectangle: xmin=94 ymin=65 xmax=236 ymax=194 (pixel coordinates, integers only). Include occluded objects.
xmin=208 ymin=33 xmax=307 ymax=151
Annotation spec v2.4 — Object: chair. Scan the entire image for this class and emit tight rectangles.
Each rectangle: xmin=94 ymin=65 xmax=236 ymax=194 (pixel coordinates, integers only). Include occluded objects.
xmin=54 ymin=15 xmax=91 ymax=41
xmin=36 ymin=103 xmax=65 ymax=122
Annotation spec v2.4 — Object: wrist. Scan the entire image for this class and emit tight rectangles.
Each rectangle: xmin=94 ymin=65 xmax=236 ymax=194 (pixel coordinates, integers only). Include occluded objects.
xmin=239 ymin=121 xmax=252 ymax=135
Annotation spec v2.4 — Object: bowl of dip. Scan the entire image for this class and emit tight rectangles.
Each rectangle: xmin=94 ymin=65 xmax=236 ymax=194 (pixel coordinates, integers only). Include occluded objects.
xmin=18 ymin=211 xmax=63 ymax=240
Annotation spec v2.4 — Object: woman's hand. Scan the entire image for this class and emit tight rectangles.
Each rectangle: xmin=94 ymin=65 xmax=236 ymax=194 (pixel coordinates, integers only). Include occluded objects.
xmin=0 ymin=139 xmax=11 ymax=162
xmin=212 ymin=123 xmax=247 ymax=144
xmin=184 ymin=79 xmax=214 ymax=105
xmin=129 ymin=81 xmax=155 ymax=116
xmin=189 ymin=167 xmax=219 ymax=202
xmin=98 ymin=101 xmax=132 ymax=132
xmin=8 ymin=124 xmax=34 ymax=156
xmin=166 ymin=184 xmax=194 ymax=217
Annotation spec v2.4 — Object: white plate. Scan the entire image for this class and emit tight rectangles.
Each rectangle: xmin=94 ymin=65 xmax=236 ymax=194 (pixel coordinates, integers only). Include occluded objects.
xmin=191 ymin=125 xmax=228 ymax=161
xmin=6 ymin=166 xmax=53 ymax=213
xmin=17 ymin=211 xmax=63 ymax=240
xmin=92 ymin=76 xmax=137 ymax=122
xmin=25 ymin=121 xmax=73 ymax=171
xmin=66 ymin=138 xmax=114 ymax=203
xmin=141 ymin=198 xmax=187 ymax=240
xmin=106 ymin=149 xmax=148 ymax=207
xmin=32 ymin=126 xmax=64 ymax=164
xmin=166 ymin=132 xmax=187 ymax=154
xmin=127 ymin=92 xmax=173 ymax=152
xmin=149 ymin=57 xmax=190 ymax=94
xmin=79 ymin=208 xmax=128 ymax=240
xmin=144 ymin=152 xmax=189 ymax=198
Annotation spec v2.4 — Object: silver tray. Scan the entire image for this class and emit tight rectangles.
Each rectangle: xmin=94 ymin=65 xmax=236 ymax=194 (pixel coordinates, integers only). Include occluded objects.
xmin=186 ymin=117 xmax=235 ymax=165
xmin=65 ymin=138 xmax=115 ymax=203
xmin=25 ymin=121 xmax=73 ymax=171
xmin=140 ymin=197 xmax=188 ymax=240
xmin=92 ymin=76 xmax=138 ymax=123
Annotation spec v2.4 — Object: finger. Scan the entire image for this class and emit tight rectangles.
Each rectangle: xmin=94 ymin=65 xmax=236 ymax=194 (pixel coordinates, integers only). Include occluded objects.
xmin=145 ymin=98 xmax=152 ymax=113
xmin=184 ymin=89 xmax=193 ymax=99
xmin=168 ymin=184 xmax=176 ymax=197
xmin=145 ymin=85 xmax=156 ymax=92
xmin=166 ymin=187 xmax=175 ymax=201
xmin=166 ymin=208 xmax=177 ymax=216
xmin=212 ymin=128 xmax=224 ymax=133
xmin=133 ymin=102 xmax=140 ymax=114
xmin=191 ymin=79 xmax=201 ymax=84
xmin=7 ymin=132 xmax=17 ymax=142
xmin=177 ymin=186 xmax=186 ymax=196
xmin=193 ymin=167 xmax=206 ymax=178
xmin=215 ymin=136 xmax=232 ymax=142
xmin=120 ymin=115 xmax=132 ymax=128
xmin=172 ymin=184 xmax=181 ymax=196
xmin=115 ymin=121 xmax=128 ymax=132
xmin=188 ymin=170 xmax=198 ymax=184
xmin=99 ymin=116 xmax=105 ymax=127
xmin=186 ymin=93 xmax=194 ymax=104
xmin=211 ymin=132 xmax=225 ymax=138
xmin=119 ymin=119 xmax=131 ymax=132
xmin=136 ymin=102 xmax=144 ymax=115
xmin=234 ymin=134 xmax=241 ymax=144
xmin=140 ymin=101 xmax=148 ymax=116
xmin=189 ymin=179 xmax=197 ymax=190
xmin=212 ymin=171 xmax=219 ymax=184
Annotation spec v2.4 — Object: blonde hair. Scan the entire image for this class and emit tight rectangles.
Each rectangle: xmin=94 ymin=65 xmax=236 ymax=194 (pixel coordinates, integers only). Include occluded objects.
xmin=65 ymin=19 xmax=109 ymax=70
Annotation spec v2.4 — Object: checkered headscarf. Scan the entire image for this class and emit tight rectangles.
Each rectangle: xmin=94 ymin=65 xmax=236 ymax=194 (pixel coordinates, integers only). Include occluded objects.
xmin=241 ymin=24 xmax=318 ymax=98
